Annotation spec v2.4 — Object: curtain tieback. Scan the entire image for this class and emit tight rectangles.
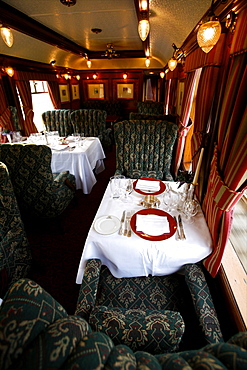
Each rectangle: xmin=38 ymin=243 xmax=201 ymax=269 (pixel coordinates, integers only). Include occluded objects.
xmin=209 ymin=146 xmax=244 ymax=211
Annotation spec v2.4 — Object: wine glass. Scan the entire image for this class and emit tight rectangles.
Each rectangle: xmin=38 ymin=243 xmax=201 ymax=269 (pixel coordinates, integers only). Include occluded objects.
xmin=163 ymin=185 xmax=179 ymax=213
xmin=121 ymin=178 xmax=133 ymax=202
xmin=182 ymin=199 xmax=199 ymax=223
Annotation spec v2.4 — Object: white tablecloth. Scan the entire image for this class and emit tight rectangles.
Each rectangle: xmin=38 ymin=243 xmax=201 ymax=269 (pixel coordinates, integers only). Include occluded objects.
xmin=51 ymin=138 xmax=105 ymax=194
xmin=76 ymin=181 xmax=213 ymax=283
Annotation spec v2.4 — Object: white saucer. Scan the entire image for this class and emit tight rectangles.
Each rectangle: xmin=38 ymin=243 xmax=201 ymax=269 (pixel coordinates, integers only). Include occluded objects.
xmin=94 ymin=215 xmax=120 ymax=235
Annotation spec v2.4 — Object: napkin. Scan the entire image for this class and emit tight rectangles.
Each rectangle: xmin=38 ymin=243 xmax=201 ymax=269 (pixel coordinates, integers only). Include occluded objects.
xmin=135 ymin=179 xmax=160 ymax=191
xmin=51 ymin=144 xmax=68 ymax=151
xmin=136 ymin=214 xmax=170 ymax=236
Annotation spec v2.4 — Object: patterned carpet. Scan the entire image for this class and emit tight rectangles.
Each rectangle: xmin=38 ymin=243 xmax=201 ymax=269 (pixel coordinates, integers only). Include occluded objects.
xmin=24 ymin=147 xmax=116 ymax=314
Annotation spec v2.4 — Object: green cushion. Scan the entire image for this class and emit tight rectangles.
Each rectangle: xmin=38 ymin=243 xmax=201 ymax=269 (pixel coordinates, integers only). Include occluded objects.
xmin=89 ymin=306 xmax=185 ymax=354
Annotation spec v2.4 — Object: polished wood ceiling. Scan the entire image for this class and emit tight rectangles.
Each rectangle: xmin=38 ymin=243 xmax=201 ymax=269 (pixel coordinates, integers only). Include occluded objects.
xmin=0 ymin=0 xmax=236 ymax=70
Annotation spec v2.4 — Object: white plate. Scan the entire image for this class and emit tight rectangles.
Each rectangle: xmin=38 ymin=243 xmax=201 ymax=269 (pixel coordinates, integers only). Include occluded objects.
xmin=94 ymin=215 xmax=120 ymax=235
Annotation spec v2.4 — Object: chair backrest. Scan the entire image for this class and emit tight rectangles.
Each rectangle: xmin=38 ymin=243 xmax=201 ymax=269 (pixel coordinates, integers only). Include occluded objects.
xmin=114 ymin=120 xmax=178 ymax=180
xmin=70 ymin=109 xmax=107 ymax=137
xmin=137 ymin=102 xmax=164 ymax=115
xmin=0 ymin=162 xmax=32 ymax=298
xmin=42 ymin=110 xmax=72 ymax=136
xmin=0 ymin=144 xmax=75 ymax=218
xmin=129 ymin=112 xmax=177 ymax=123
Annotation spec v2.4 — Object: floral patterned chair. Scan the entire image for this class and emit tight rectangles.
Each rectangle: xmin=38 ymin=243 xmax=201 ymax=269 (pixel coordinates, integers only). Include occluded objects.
xmin=0 ymin=144 xmax=76 ymax=218
xmin=42 ymin=109 xmax=72 ymax=136
xmin=0 ymin=162 xmax=32 ymax=299
xmin=114 ymin=120 xmax=178 ymax=181
xmin=76 ymin=260 xmax=224 ymax=352
xmin=70 ymin=109 xmax=112 ymax=149
xmin=129 ymin=112 xmax=177 ymax=123
xmin=1 ymin=278 xmax=245 ymax=369
xmin=137 ymin=102 xmax=164 ymax=115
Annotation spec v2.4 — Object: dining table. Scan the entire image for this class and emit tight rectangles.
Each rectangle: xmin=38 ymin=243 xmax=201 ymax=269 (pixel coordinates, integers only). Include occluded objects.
xmin=50 ymin=137 xmax=105 ymax=194
xmin=76 ymin=179 xmax=213 ymax=283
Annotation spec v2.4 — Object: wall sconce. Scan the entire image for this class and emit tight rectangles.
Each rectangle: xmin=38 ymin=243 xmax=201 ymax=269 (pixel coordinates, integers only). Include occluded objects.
xmin=62 ymin=73 xmax=71 ymax=80
xmin=197 ymin=0 xmax=221 ymax=53
xmin=50 ymin=60 xmax=56 ymax=66
xmin=123 ymin=73 xmax=128 ymax=79
xmin=93 ymin=73 xmax=98 ymax=80
xmin=75 ymin=75 xmax=80 ymax=80
xmin=145 ymin=57 xmax=150 ymax=67
xmin=0 ymin=25 xmax=14 ymax=47
xmin=168 ymin=58 xmax=177 ymax=71
xmin=160 ymin=71 xmax=165 ymax=79
xmin=87 ymin=59 xmax=92 ymax=68
xmin=3 ymin=66 xmax=14 ymax=77
xmin=138 ymin=0 xmax=150 ymax=41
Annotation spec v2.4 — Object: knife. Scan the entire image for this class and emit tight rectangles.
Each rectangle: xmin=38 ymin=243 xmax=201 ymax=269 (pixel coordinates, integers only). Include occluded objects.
xmin=174 ymin=216 xmax=181 ymax=240
xmin=119 ymin=210 xmax=126 ymax=235
xmin=178 ymin=215 xmax=186 ymax=240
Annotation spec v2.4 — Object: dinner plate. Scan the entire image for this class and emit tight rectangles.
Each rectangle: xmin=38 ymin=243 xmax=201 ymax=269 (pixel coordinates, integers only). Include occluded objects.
xmin=94 ymin=215 xmax=121 ymax=235
xmin=130 ymin=208 xmax=176 ymax=241
xmin=133 ymin=178 xmax=166 ymax=195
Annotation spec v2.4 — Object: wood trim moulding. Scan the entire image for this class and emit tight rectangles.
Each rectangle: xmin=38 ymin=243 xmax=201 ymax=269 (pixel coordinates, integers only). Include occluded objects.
xmin=0 ymin=2 xmax=88 ymax=57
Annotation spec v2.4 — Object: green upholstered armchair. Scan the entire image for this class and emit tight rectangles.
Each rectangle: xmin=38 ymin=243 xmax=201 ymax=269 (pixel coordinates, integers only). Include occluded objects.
xmin=75 ymin=260 xmax=224 ymax=352
xmin=129 ymin=112 xmax=177 ymax=123
xmin=0 ymin=162 xmax=32 ymax=298
xmin=70 ymin=109 xmax=112 ymax=150
xmin=0 ymin=144 xmax=76 ymax=218
xmin=42 ymin=109 xmax=72 ymax=137
xmin=114 ymin=120 xmax=178 ymax=181
xmin=0 ymin=278 xmax=246 ymax=369
xmin=137 ymin=102 xmax=164 ymax=115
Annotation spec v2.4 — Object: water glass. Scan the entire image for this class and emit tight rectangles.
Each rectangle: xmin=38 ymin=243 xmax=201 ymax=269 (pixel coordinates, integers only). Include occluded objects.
xmin=182 ymin=199 xmax=199 ymax=223
xmin=110 ymin=175 xmax=125 ymax=199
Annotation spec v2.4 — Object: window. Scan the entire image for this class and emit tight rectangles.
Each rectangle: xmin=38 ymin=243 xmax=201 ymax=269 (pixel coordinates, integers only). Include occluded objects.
xmin=222 ymin=192 xmax=247 ymax=329
xmin=30 ymin=80 xmax=54 ymax=132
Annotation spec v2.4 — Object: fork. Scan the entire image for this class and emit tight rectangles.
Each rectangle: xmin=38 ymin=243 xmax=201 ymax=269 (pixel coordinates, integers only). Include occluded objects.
xmin=124 ymin=212 xmax=132 ymax=237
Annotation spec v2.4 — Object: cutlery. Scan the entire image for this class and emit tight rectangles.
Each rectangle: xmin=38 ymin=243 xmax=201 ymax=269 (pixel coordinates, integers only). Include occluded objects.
xmin=126 ymin=212 xmax=132 ymax=237
xmin=178 ymin=215 xmax=186 ymax=240
xmin=119 ymin=210 xmax=126 ymax=235
xmin=174 ymin=216 xmax=181 ymax=240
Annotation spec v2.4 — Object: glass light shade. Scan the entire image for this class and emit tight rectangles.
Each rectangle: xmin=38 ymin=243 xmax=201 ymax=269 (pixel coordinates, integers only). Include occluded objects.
xmin=1 ymin=27 xmax=14 ymax=47
xmin=168 ymin=58 xmax=177 ymax=71
xmin=140 ymin=0 xmax=148 ymax=11
xmin=160 ymin=71 xmax=165 ymax=78
xmin=138 ymin=19 xmax=150 ymax=41
xmin=75 ymin=75 xmax=80 ymax=80
xmin=123 ymin=73 xmax=128 ymax=79
xmin=87 ymin=60 xmax=92 ymax=68
xmin=5 ymin=67 xmax=14 ymax=77
xmin=197 ymin=20 xmax=221 ymax=53
xmin=145 ymin=58 xmax=150 ymax=67
xmin=93 ymin=73 xmax=97 ymax=79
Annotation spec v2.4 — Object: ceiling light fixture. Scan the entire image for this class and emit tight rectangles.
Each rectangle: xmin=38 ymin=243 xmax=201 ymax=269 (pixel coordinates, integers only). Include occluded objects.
xmin=197 ymin=0 xmax=221 ymax=53
xmin=87 ymin=59 xmax=92 ymax=68
xmin=138 ymin=1 xmax=150 ymax=41
xmin=0 ymin=25 xmax=14 ymax=47
xmin=102 ymin=43 xmax=120 ymax=59
xmin=60 ymin=0 xmax=76 ymax=7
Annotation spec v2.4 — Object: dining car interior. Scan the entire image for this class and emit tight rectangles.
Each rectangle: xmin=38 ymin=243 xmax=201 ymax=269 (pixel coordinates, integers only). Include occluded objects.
xmin=0 ymin=0 xmax=246 ymax=368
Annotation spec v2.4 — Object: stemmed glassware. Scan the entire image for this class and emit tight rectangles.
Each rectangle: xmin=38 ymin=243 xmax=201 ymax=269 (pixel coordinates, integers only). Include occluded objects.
xmin=121 ymin=178 xmax=133 ymax=202
xmin=181 ymin=184 xmax=199 ymax=223
xmin=110 ymin=175 xmax=125 ymax=199
xmin=162 ymin=184 xmax=179 ymax=212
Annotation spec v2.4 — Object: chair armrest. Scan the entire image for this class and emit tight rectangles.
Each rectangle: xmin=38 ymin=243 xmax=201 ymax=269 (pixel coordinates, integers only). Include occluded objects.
xmin=184 ymin=263 xmax=224 ymax=344
xmin=75 ymin=259 xmax=102 ymax=320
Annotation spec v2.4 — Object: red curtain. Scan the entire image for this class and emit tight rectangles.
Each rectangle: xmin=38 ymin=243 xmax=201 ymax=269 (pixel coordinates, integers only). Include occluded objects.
xmin=0 ymin=78 xmax=15 ymax=132
xmin=191 ymin=66 xmax=220 ymax=200
xmin=48 ymin=81 xmax=61 ymax=109
xmin=202 ymin=52 xmax=247 ymax=277
xmin=173 ymin=70 xmax=200 ymax=175
xmin=15 ymin=80 xmax=37 ymax=136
